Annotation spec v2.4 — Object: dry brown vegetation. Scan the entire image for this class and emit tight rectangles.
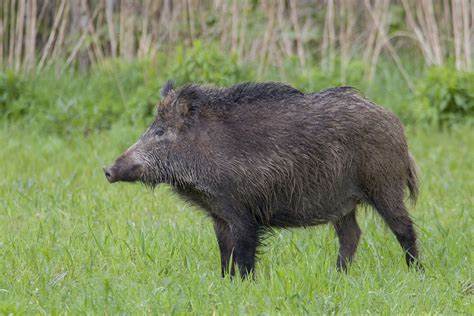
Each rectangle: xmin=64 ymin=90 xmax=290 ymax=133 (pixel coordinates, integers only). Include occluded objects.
xmin=0 ymin=0 xmax=472 ymax=76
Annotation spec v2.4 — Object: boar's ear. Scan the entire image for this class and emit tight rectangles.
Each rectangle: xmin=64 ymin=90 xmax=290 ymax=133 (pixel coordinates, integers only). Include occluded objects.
xmin=161 ymin=80 xmax=175 ymax=98
xmin=176 ymin=87 xmax=207 ymax=119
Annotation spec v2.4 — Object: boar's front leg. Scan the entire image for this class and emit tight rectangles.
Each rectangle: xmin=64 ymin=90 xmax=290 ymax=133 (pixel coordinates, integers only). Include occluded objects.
xmin=212 ymin=215 xmax=259 ymax=279
xmin=231 ymin=220 xmax=260 ymax=279
xmin=212 ymin=216 xmax=235 ymax=276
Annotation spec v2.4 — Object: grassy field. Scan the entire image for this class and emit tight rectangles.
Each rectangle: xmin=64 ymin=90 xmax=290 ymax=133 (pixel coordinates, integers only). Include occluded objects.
xmin=0 ymin=123 xmax=472 ymax=314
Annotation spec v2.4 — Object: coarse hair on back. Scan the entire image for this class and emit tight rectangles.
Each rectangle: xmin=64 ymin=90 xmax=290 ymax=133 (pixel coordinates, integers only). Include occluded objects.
xmin=174 ymin=81 xmax=305 ymax=112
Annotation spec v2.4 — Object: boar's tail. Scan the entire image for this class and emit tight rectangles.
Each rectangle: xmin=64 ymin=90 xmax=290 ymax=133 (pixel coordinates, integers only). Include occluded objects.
xmin=407 ymin=152 xmax=419 ymax=205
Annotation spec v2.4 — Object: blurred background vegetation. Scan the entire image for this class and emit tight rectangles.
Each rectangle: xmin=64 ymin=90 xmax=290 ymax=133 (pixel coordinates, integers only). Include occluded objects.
xmin=1 ymin=2 xmax=473 ymax=314
xmin=0 ymin=0 xmax=472 ymax=134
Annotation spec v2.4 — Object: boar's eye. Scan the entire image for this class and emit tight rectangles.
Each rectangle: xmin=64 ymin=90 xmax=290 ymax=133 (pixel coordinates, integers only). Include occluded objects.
xmin=154 ymin=128 xmax=165 ymax=137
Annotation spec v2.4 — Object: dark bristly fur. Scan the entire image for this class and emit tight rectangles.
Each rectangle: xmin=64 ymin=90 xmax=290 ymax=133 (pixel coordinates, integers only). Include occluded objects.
xmin=104 ymin=81 xmax=422 ymax=278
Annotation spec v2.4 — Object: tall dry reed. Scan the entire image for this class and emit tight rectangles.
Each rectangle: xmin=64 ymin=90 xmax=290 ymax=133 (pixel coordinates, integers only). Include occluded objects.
xmin=0 ymin=0 xmax=471 ymax=79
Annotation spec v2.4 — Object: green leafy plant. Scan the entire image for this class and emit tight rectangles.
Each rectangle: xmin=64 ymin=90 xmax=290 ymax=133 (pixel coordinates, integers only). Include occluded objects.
xmin=169 ymin=40 xmax=251 ymax=86
xmin=415 ymin=66 xmax=474 ymax=126
xmin=0 ymin=70 xmax=24 ymax=118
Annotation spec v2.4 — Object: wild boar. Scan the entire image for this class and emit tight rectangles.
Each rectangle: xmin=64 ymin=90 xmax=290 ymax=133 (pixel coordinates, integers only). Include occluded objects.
xmin=104 ymin=81 xmax=421 ymax=278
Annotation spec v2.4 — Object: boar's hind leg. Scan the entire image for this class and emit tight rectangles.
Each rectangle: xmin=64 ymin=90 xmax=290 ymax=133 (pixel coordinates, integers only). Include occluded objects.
xmin=371 ymin=196 xmax=422 ymax=270
xmin=333 ymin=210 xmax=361 ymax=271
xmin=212 ymin=216 xmax=235 ymax=277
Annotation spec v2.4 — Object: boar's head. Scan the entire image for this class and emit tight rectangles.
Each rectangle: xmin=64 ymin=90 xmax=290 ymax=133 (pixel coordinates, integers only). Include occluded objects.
xmin=104 ymin=81 xmax=209 ymax=188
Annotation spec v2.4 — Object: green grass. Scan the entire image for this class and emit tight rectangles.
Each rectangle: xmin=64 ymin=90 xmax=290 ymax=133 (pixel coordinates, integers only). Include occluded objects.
xmin=0 ymin=123 xmax=473 ymax=314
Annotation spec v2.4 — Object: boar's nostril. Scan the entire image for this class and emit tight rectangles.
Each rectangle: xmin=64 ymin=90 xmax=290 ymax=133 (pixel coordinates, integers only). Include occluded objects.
xmin=103 ymin=167 xmax=114 ymax=182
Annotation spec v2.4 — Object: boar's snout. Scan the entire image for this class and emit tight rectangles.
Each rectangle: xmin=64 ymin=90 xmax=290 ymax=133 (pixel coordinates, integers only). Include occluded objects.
xmin=103 ymin=166 xmax=118 ymax=183
xmin=104 ymin=154 xmax=143 ymax=183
